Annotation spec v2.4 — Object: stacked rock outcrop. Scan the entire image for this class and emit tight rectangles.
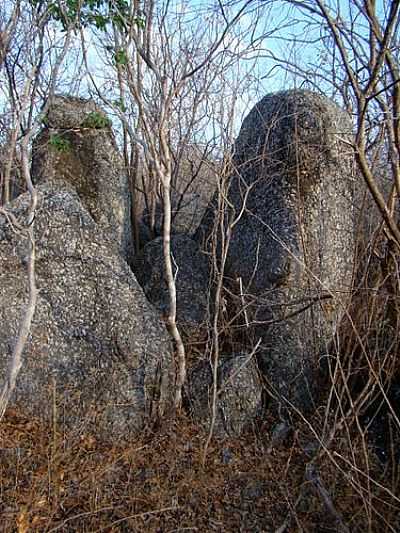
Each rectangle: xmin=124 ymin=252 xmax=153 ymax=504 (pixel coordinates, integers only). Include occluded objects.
xmin=0 ymin=90 xmax=356 ymax=440
xmin=0 ymin=97 xmax=174 ymax=438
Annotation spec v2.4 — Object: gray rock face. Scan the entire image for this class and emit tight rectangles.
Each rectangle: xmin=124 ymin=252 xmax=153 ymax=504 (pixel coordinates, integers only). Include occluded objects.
xmin=0 ymin=185 xmax=174 ymax=437
xmin=31 ymin=95 xmax=133 ymax=264
xmin=132 ymin=234 xmax=210 ymax=340
xmin=197 ymin=90 xmax=355 ymax=412
xmin=187 ymin=354 xmax=262 ymax=437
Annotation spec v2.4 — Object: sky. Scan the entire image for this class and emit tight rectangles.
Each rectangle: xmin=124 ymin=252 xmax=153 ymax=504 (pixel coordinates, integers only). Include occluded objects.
xmin=1 ymin=0 xmax=397 ymax=146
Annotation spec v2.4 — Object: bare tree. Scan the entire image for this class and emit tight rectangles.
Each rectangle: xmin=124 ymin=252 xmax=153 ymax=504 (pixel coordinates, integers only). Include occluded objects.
xmin=76 ymin=0 xmax=270 ymax=410
xmin=0 ymin=0 xmax=72 ymax=420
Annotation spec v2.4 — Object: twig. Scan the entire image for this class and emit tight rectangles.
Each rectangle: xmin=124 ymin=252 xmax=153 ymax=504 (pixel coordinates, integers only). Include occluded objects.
xmin=217 ymin=338 xmax=261 ymax=396
xmin=306 ymin=463 xmax=350 ymax=533
xmin=94 ymin=505 xmax=179 ymax=532
xmin=0 ymin=139 xmax=38 ymax=421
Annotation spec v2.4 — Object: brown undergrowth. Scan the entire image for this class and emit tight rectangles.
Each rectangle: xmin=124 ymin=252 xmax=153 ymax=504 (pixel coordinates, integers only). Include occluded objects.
xmin=1 ymin=404 xmax=398 ymax=532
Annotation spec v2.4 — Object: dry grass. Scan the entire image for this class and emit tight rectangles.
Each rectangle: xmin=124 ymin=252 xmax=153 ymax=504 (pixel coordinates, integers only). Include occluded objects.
xmin=1 ymin=403 xmax=399 ymax=532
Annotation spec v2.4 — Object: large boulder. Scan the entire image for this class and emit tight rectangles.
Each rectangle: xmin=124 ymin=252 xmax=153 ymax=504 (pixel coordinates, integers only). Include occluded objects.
xmin=187 ymin=354 xmax=262 ymax=437
xmin=132 ymin=234 xmax=210 ymax=341
xmin=196 ymin=90 xmax=355 ymax=413
xmin=0 ymin=184 xmax=174 ymax=438
xmin=31 ymin=95 xmax=134 ymax=264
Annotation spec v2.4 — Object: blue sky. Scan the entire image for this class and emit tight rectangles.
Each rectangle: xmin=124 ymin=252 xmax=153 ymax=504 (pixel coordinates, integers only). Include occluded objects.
xmin=1 ymin=0 xmax=395 ymax=146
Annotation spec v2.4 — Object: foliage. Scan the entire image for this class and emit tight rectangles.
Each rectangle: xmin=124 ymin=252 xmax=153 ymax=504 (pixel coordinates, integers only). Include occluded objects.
xmin=114 ymin=48 xmax=128 ymax=66
xmin=113 ymin=98 xmax=126 ymax=112
xmin=29 ymin=0 xmax=145 ymax=32
xmin=81 ymin=111 xmax=111 ymax=129
xmin=48 ymin=133 xmax=71 ymax=152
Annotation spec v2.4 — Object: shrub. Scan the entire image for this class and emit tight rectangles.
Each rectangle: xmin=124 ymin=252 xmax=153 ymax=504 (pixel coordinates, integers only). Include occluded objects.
xmin=48 ymin=133 xmax=71 ymax=153
xmin=81 ymin=111 xmax=111 ymax=129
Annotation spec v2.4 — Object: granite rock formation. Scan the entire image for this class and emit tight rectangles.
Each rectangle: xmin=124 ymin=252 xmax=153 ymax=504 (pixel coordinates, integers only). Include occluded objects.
xmin=196 ymin=90 xmax=355 ymax=413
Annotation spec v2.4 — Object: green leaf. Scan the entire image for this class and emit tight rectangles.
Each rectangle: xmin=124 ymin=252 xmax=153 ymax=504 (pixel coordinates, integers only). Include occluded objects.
xmin=114 ymin=49 xmax=128 ymax=66
xmin=93 ymin=13 xmax=108 ymax=30
xmin=29 ymin=0 xmax=132 ymax=33
xmin=113 ymin=99 xmax=127 ymax=113
xmin=49 ymin=133 xmax=72 ymax=153
xmin=81 ymin=111 xmax=111 ymax=129
xmin=134 ymin=16 xmax=146 ymax=29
